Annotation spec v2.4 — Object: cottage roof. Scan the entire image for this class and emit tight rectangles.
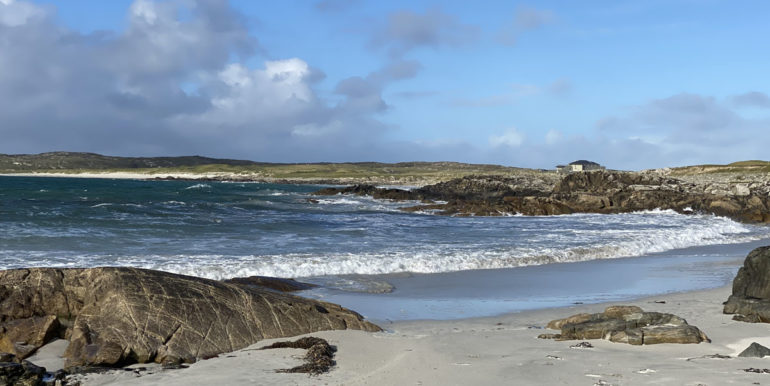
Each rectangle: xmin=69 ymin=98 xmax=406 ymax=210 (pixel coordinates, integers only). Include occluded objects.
xmin=569 ymin=160 xmax=600 ymax=166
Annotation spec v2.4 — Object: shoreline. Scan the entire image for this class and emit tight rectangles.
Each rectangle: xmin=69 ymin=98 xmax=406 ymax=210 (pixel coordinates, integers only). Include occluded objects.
xmin=303 ymin=237 xmax=769 ymax=323
xmin=0 ymin=172 xmax=440 ymax=187
xmin=72 ymin=284 xmax=770 ymax=385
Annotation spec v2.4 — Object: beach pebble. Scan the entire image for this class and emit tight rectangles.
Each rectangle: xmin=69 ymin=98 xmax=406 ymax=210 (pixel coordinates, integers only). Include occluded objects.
xmin=570 ymin=341 xmax=594 ymax=349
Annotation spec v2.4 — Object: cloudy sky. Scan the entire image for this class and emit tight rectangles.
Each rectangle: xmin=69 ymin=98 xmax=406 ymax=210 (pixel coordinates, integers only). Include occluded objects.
xmin=1 ymin=0 xmax=769 ymax=170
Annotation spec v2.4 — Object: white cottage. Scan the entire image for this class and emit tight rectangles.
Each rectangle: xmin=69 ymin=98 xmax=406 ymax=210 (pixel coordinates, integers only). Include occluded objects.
xmin=556 ymin=160 xmax=605 ymax=173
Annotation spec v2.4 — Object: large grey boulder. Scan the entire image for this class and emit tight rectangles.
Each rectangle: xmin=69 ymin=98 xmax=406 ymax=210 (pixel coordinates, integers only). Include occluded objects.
xmin=724 ymin=246 xmax=770 ymax=322
xmin=0 ymin=268 xmax=380 ymax=369
xmin=539 ymin=305 xmax=710 ymax=345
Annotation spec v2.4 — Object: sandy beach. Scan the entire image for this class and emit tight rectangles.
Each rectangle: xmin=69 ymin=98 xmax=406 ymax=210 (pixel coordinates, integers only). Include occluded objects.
xmin=56 ymin=284 xmax=770 ymax=386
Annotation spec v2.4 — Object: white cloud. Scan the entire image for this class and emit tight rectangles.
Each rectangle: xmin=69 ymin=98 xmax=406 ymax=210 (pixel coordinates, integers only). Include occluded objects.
xmin=489 ymin=128 xmax=525 ymax=147
xmin=0 ymin=0 xmax=46 ymax=26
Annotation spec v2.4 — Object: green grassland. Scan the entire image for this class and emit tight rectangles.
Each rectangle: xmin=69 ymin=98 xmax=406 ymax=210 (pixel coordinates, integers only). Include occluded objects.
xmin=669 ymin=160 xmax=770 ymax=175
xmin=0 ymin=152 xmax=533 ymax=182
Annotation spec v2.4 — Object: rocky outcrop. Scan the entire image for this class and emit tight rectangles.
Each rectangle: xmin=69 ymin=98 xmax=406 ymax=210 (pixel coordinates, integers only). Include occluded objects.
xmin=0 ymin=268 xmax=380 ymax=369
xmin=313 ymin=171 xmax=770 ymax=223
xmin=223 ymin=276 xmax=318 ymax=292
xmin=538 ymin=305 xmax=710 ymax=345
xmin=724 ymin=246 xmax=770 ymax=322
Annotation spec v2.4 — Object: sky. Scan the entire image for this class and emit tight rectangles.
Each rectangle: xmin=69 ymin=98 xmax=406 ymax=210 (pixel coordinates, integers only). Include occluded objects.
xmin=1 ymin=0 xmax=769 ymax=170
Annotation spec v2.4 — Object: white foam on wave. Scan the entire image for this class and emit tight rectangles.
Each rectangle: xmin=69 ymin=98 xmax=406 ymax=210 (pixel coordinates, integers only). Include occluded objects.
xmin=161 ymin=200 xmax=186 ymax=206
xmin=105 ymin=214 xmax=770 ymax=280
xmin=184 ymin=183 xmax=211 ymax=190
xmin=311 ymin=195 xmax=415 ymax=212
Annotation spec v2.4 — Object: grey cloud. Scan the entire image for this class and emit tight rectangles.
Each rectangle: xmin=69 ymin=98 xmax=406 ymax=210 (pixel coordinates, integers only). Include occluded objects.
xmin=638 ymin=93 xmax=737 ymax=134
xmin=374 ymin=59 xmax=422 ymax=82
xmin=332 ymin=59 xmax=422 ymax=115
xmin=593 ymin=92 xmax=770 ymax=166
xmin=732 ymin=91 xmax=770 ymax=109
xmin=0 ymin=0 xmax=392 ymax=161
xmin=334 ymin=76 xmax=388 ymax=113
xmin=498 ymin=5 xmax=554 ymax=46
xmin=370 ymin=8 xmax=479 ymax=56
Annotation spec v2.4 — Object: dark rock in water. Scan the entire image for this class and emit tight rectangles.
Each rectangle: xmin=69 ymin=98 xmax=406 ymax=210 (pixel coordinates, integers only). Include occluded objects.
xmin=539 ymin=305 xmax=710 ymax=345
xmin=260 ymin=336 xmax=337 ymax=374
xmin=724 ymin=246 xmax=770 ymax=322
xmin=0 ymin=268 xmax=380 ymax=370
xmin=739 ymin=342 xmax=770 ymax=358
xmin=223 ymin=276 xmax=318 ymax=292
xmin=0 ymin=360 xmax=45 ymax=386
xmin=312 ymin=184 xmax=417 ymax=201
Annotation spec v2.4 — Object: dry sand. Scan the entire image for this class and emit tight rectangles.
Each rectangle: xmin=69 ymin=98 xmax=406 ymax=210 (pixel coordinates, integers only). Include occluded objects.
xmin=62 ymin=284 xmax=770 ymax=386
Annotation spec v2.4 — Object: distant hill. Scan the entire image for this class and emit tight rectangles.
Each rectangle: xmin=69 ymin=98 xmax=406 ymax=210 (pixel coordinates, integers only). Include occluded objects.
xmin=0 ymin=152 xmax=529 ymax=183
xmin=0 ymin=152 xmax=260 ymax=171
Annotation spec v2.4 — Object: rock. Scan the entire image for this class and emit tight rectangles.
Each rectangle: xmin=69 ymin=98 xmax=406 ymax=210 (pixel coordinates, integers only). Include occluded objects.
xmin=738 ymin=342 xmax=770 ymax=358
xmin=223 ymin=276 xmax=318 ymax=292
xmin=724 ymin=246 xmax=770 ymax=322
xmin=0 ymin=316 xmax=61 ymax=359
xmin=0 ymin=360 xmax=45 ymax=386
xmin=540 ymin=305 xmax=709 ymax=345
xmin=743 ymin=368 xmax=770 ymax=373
xmin=313 ymin=171 xmax=770 ymax=223
xmin=0 ymin=352 xmax=17 ymax=363
xmin=637 ymin=325 xmax=709 ymax=345
xmin=603 ymin=305 xmax=643 ymax=319
xmin=546 ymin=313 xmax=592 ymax=330
xmin=569 ymin=341 xmax=593 ymax=349
xmin=0 ymin=268 xmax=380 ymax=369
xmin=733 ymin=184 xmax=751 ymax=196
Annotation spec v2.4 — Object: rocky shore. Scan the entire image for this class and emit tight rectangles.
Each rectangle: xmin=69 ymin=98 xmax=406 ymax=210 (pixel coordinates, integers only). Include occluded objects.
xmin=39 ymin=245 xmax=770 ymax=386
xmin=0 ymin=268 xmax=379 ymax=384
xmin=313 ymin=170 xmax=770 ymax=223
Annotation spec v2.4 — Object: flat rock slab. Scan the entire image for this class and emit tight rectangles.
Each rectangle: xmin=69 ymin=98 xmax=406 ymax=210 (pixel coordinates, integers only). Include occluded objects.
xmin=539 ymin=305 xmax=710 ymax=345
xmin=0 ymin=268 xmax=380 ymax=369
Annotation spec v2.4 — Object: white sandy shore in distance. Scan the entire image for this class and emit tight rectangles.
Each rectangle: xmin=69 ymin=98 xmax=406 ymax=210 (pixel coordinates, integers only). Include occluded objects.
xmin=63 ymin=285 xmax=770 ymax=386
xmin=0 ymin=172 xmax=241 ymax=180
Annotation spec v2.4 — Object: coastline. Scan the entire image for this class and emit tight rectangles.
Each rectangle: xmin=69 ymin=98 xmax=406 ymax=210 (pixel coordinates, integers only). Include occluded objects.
xmin=0 ymin=172 xmax=442 ymax=186
xmin=3 ymin=174 xmax=770 ymax=384
xmin=72 ymin=284 xmax=770 ymax=385
xmin=58 ymin=240 xmax=770 ymax=385
xmin=303 ymin=237 xmax=769 ymax=322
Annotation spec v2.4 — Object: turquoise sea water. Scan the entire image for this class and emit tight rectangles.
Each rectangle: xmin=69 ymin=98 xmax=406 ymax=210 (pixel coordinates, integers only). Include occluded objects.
xmin=1 ymin=175 xmax=768 ymax=319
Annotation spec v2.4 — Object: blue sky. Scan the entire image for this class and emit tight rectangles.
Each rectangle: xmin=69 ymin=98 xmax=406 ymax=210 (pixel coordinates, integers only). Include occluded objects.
xmin=1 ymin=0 xmax=769 ymax=169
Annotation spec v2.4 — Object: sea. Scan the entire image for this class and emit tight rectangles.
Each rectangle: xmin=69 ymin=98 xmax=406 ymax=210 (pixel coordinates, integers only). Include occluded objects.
xmin=2 ymin=175 xmax=769 ymax=321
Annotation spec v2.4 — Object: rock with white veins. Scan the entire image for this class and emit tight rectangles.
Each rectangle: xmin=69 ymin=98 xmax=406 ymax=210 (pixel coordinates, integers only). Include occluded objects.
xmin=0 ymin=267 xmax=380 ymax=369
